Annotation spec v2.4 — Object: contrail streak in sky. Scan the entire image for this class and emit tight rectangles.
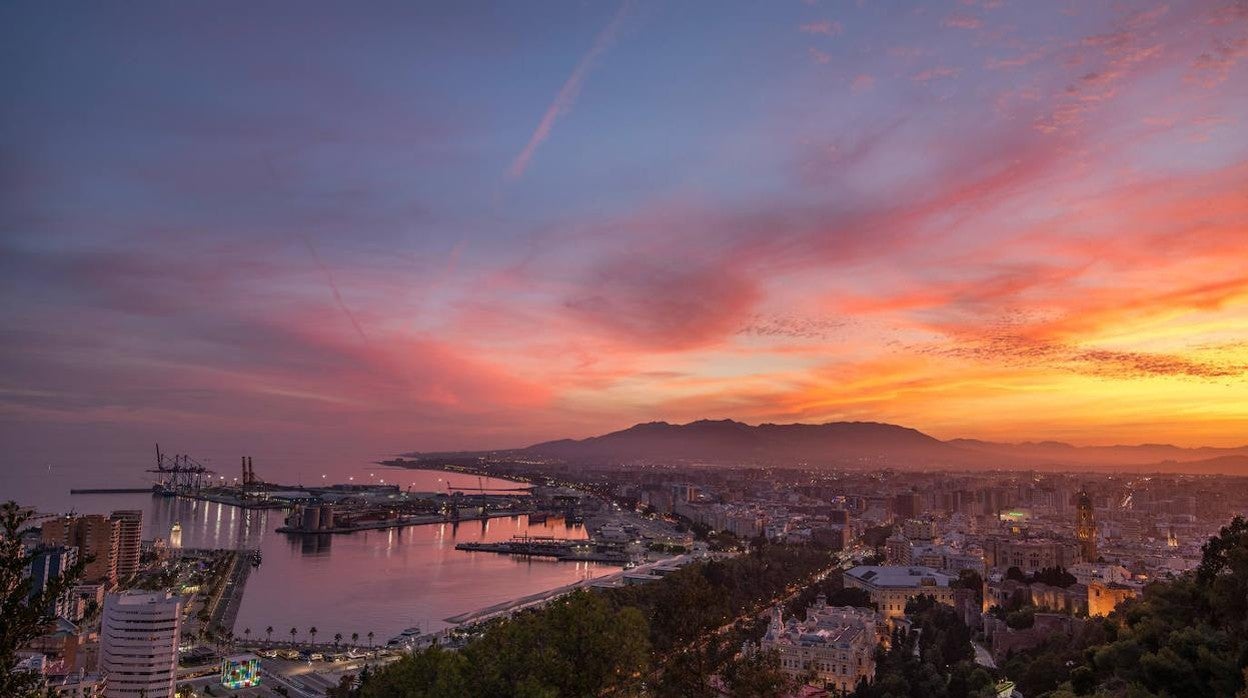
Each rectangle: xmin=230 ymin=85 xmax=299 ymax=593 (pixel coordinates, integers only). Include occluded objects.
xmin=506 ymin=1 xmax=632 ymax=180
xmin=301 ymin=236 xmax=370 ymax=342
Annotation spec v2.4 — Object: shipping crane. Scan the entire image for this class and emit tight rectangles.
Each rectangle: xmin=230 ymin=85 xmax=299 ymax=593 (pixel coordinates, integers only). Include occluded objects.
xmin=148 ymin=443 xmax=215 ymax=494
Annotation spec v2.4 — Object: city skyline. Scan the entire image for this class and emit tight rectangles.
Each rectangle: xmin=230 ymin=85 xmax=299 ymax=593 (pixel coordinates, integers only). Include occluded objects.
xmin=2 ymin=0 xmax=1247 ymax=465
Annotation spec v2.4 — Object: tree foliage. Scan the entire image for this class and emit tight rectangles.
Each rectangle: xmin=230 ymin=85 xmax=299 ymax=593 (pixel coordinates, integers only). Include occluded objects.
xmin=721 ymin=649 xmax=805 ymax=698
xmin=999 ymin=516 xmax=1248 ymax=697
xmin=1 ymin=501 xmax=87 ymax=697
xmin=360 ymin=591 xmax=649 ymax=698
xmin=1029 ymin=566 xmax=1077 ymax=589
xmin=852 ymin=595 xmax=992 ymax=698
xmin=357 ymin=545 xmax=833 ymax=697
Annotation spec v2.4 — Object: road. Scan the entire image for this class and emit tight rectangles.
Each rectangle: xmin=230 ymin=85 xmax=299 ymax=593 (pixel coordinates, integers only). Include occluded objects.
xmin=176 ymin=653 xmax=401 ymax=697
xmin=444 ymin=552 xmax=722 ymax=625
xmin=659 ymin=550 xmax=852 ymax=673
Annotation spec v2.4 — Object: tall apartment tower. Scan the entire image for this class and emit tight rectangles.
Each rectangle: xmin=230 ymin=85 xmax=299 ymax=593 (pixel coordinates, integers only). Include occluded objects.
xmin=42 ymin=515 xmax=120 ymax=586
xmin=109 ymin=510 xmax=143 ymax=581
xmin=100 ymin=591 xmax=182 ymax=698
xmin=1075 ymin=488 xmax=1098 ymax=562
xmin=29 ymin=545 xmax=79 ymax=617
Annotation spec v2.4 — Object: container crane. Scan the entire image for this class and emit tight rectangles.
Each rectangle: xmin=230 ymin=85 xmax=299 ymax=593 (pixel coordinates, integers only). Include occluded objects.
xmin=147 ymin=443 xmax=215 ymax=494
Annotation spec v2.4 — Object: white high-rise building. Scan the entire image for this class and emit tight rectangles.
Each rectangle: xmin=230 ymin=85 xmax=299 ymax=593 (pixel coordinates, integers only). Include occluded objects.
xmin=100 ymin=591 xmax=182 ymax=698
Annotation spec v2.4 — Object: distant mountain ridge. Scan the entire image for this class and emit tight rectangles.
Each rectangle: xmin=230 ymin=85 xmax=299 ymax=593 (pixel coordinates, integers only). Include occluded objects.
xmin=525 ymin=419 xmax=965 ymax=464
xmin=404 ymin=419 xmax=1248 ymax=475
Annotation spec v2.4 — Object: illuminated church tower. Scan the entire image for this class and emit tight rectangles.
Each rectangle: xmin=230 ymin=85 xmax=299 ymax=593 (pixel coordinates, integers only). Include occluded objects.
xmin=1076 ymin=488 xmax=1097 ymax=562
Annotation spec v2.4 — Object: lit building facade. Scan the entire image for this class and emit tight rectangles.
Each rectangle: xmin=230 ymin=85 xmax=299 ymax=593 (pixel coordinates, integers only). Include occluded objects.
xmin=109 ymin=511 xmax=143 ymax=582
xmin=843 ymin=565 xmax=957 ymax=619
xmin=1088 ymin=581 xmax=1139 ymax=617
xmin=100 ymin=591 xmax=181 ymax=698
xmin=760 ymin=596 xmax=879 ymax=693
xmin=220 ymin=654 xmax=261 ymax=689
xmin=1076 ymin=489 xmax=1098 ymax=562
xmin=884 ymin=534 xmax=911 ymax=565
xmin=982 ymin=536 xmax=1080 ymax=574
xmin=43 ymin=515 xmax=120 ymax=586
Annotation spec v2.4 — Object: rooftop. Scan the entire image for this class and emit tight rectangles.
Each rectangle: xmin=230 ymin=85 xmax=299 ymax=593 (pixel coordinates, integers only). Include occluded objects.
xmin=845 ymin=565 xmax=955 ymax=588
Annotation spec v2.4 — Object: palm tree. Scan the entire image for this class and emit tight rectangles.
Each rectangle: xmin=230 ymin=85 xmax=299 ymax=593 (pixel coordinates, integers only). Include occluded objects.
xmin=289 ymin=627 xmax=297 ymax=646
xmin=351 ymin=632 xmax=359 ymax=647
xmin=266 ymin=626 xmax=274 ymax=645
xmin=367 ymin=631 xmax=374 ymax=649
xmin=333 ymin=632 xmax=342 ymax=650
xmin=309 ymin=626 xmax=318 ymax=647
xmin=243 ymin=627 xmax=251 ymax=645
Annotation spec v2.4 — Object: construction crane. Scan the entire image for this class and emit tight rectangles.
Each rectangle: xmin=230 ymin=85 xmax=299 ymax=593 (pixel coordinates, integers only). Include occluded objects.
xmin=443 ymin=477 xmax=504 ymax=520
xmin=148 ymin=443 xmax=215 ymax=494
xmin=442 ymin=478 xmax=530 ymax=493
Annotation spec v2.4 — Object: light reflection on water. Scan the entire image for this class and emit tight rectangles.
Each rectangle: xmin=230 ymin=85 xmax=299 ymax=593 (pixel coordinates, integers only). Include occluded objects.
xmin=237 ymin=510 xmax=606 ymax=641
xmin=22 ymin=471 xmax=614 ymax=642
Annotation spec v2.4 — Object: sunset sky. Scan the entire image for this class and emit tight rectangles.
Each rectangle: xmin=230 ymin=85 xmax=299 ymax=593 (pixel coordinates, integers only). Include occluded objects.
xmin=2 ymin=0 xmax=1247 ymax=462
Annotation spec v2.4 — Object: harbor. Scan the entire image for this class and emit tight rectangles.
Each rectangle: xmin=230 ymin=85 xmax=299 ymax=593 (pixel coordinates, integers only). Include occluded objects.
xmin=39 ymin=451 xmax=695 ymax=649
xmin=76 ymin=446 xmax=542 ymax=530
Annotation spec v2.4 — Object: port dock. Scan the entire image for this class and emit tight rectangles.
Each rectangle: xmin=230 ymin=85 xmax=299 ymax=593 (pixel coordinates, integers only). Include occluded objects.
xmin=276 ymin=510 xmax=530 ymax=534
xmin=455 ymin=535 xmax=633 ymax=564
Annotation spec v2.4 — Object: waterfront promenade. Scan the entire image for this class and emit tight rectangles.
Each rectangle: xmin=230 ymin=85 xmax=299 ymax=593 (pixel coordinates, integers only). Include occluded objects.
xmin=442 ymin=555 xmax=703 ymax=625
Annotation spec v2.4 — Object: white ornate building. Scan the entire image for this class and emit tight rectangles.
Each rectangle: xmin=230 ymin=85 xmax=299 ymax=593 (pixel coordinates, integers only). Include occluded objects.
xmin=759 ymin=595 xmax=880 ymax=693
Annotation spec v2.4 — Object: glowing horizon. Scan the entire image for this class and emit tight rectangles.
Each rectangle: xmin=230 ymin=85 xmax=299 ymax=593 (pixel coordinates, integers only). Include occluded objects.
xmin=2 ymin=1 xmax=1246 ymax=457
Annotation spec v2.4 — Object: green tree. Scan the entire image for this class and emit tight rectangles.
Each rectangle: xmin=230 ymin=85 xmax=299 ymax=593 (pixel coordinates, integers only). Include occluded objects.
xmin=0 ymin=501 xmax=87 ymax=697
xmin=359 ymin=645 xmax=472 ymax=698
xmin=998 ymin=517 xmax=1248 ymax=697
xmin=653 ymin=636 xmax=721 ymax=698
xmin=721 ymin=649 xmax=803 ymax=698
xmin=1069 ymin=665 xmax=1095 ymax=695
xmin=362 ymin=590 xmax=649 ymax=697
xmin=951 ymin=569 xmax=985 ymax=606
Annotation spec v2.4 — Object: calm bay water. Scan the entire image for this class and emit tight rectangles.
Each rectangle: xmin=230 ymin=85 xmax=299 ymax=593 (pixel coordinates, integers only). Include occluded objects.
xmin=7 ymin=465 xmax=612 ymax=642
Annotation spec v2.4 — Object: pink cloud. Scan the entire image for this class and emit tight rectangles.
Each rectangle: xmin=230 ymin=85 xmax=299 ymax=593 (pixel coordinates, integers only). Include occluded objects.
xmin=562 ymin=256 xmax=762 ymax=351
xmin=942 ymin=13 xmax=984 ymax=29
xmin=851 ymin=74 xmax=876 ymax=92
xmin=800 ymin=20 xmax=844 ymax=36
xmin=1187 ymin=36 xmax=1248 ymax=87
xmin=986 ymin=50 xmax=1045 ymax=70
xmin=912 ymin=65 xmax=962 ymax=82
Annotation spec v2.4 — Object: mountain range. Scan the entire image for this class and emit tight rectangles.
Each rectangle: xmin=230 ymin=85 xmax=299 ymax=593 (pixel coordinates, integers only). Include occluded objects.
xmin=405 ymin=419 xmax=1248 ymax=475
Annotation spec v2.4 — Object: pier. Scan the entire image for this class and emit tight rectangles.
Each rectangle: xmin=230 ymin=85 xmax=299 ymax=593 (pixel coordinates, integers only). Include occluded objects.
xmin=455 ymin=535 xmax=633 ymax=563
xmin=276 ymin=510 xmax=530 ymax=534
